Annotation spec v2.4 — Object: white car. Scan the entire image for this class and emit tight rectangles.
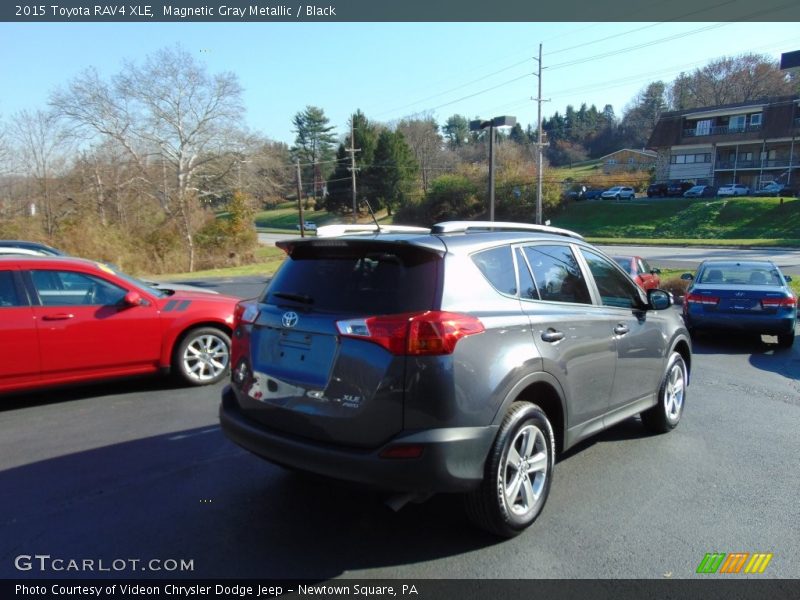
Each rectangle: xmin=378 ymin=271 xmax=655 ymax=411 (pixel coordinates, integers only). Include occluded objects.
xmin=717 ymin=183 xmax=750 ymax=196
xmin=600 ymin=186 xmax=636 ymax=200
xmin=295 ymin=221 xmax=317 ymax=231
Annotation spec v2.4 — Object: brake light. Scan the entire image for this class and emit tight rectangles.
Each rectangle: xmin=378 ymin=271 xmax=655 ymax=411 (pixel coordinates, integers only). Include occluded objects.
xmin=336 ymin=311 xmax=485 ymax=356
xmin=685 ymin=293 xmax=719 ymax=306
xmin=761 ymin=296 xmax=797 ymax=308
xmin=233 ymin=302 xmax=260 ymax=328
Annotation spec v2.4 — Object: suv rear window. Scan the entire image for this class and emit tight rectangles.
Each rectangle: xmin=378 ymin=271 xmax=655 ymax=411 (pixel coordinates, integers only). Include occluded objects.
xmin=265 ymin=243 xmax=440 ymax=314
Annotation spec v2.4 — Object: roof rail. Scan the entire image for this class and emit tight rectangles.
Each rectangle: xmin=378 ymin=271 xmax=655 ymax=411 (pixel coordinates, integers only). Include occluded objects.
xmin=316 ymin=224 xmax=430 ymax=238
xmin=432 ymin=221 xmax=584 ymax=240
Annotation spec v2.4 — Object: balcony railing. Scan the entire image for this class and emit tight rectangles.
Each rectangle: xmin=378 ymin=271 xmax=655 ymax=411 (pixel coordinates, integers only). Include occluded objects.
xmin=715 ymin=158 xmax=798 ymax=170
xmin=683 ymin=123 xmax=762 ymax=137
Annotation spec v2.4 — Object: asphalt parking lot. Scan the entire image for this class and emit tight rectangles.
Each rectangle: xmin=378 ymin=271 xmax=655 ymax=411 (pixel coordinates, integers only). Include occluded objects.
xmin=1 ymin=276 xmax=798 ymax=581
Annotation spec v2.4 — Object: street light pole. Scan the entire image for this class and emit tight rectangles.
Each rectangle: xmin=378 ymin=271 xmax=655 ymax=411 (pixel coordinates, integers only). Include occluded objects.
xmin=470 ymin=116 xmax=516 ymax=222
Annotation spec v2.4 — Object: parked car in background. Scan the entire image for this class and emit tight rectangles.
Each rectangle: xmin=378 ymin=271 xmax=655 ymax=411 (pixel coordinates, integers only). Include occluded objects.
xmin=295 ymin=221 xmax=318 ymax=231
xmin=753 ymin=183 xmax=798 ymax=197
xmin=0 ymin=240 xmax=216 ymax=295
xmin=717 ymin=183 xmax=750 ymax=197
xmin=221 ymin=220 xmax=691 ymax=538
xmin=0 ymin=240 xmax=65 ymax=256
xmin=582 ymin=188 xmax=604 ymax=200
xmin=564 ymin=184 xmax=594 ymax=201
xmin=646 ymin=183 xmax=668 ymax=198
xmin=667 ymin=181 xmax=693 ymax=197
xmin=683 ymin=185 xmax=717 ymax=198
xmin=612 ymin=255 xmax=662 ymax=290
xmin=681 ymin=260 xmax=796 ymax=348
xmin=0 ymin=256 xmax=240 ymax=394
xmin=601 ymin=186 xmax=636 ymax=200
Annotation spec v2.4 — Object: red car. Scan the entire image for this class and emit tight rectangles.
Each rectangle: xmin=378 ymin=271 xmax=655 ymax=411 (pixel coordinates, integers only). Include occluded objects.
xmin=0 ymin=256 xmax=240 ymax=395
xmin=612 ymin=255 xmax=662 ymax=291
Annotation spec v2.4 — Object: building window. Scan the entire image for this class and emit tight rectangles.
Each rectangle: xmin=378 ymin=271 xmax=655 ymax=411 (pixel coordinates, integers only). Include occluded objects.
xmin=750 ymin=113 xmax=762 ymax=127
xmin=729 ymin=115 xmax=746 ymax=132
xmin=696 ymin=120 xmax=712 ymax=136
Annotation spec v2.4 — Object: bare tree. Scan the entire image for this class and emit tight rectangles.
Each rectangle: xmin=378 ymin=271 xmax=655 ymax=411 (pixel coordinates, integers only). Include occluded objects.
xmin=396 ymin=117 xmax=446 ymax=194
xmin=51 ymin=45 xmax=244 ymax=271
xmin=668 ymin=54 xmax=794 ymax=110
xmin=10 ymin=109 xmax=73 ymax=236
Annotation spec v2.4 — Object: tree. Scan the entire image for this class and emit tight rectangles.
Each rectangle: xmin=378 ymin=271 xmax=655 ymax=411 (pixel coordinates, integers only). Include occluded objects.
xmin=291 ymin=105 xmax=337 ymax=205
xmin=363 ymin=130 xmax=419 ymax=215
xmin=324 ymin=110 xmax=380 ymax=215
xmin=667 ymin=54 xmax=795 ymax=109
xmin=10 ymin=109 xmax=73 ymax=237
xmin=50 ymin=45 xmax=245 ymax=271
xmin=619 ymin=81 xmax=667 ymax=149
xmin=443 ymin=114 xmax=470 ymax=149
xmin=396 ymin=117 xmax=443 ymax=193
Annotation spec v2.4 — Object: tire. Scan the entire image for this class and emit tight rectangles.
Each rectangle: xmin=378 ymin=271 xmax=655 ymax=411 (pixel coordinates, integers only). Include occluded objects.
xmin=777 ymin=329 xmax=795 ymax=349
xmin=173 ymin=327 xmax=231 ymax=385
xmin=465 ymin=402 xmax=555 ymax=538
xmin=641 ymin=352 xmax=687 ymax=433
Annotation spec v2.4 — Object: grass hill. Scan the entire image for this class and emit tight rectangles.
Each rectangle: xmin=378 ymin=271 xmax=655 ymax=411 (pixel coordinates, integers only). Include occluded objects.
xmin=552 ymin=197 xmax=800 ymax=246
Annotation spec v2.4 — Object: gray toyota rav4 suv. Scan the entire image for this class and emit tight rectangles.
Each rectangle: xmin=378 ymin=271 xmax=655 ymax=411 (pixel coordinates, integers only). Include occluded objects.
xmin=220 ymin=221 xmax=691 ymax=537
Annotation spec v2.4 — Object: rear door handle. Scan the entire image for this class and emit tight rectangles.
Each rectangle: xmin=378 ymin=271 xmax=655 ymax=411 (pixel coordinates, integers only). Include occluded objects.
xmin=614 ymin=324 xmax=629 ymax=336
xmin=42 ymin=313 xmax=75 ymax=321
xmin=541 ymin=329 xmax=565 ymax=343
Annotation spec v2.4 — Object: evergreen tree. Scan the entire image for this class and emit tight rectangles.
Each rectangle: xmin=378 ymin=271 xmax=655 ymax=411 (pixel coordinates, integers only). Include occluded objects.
xmin=363 ymin=130 xmax=419 ymax=215
xmin=443 ymin=115 xmax=470 ymax=149
xmin=291 ymin=105 xmax=337 ymax=204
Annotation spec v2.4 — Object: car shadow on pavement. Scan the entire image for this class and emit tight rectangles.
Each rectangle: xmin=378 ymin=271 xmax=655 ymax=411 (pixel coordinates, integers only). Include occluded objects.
xmin=690 ymin=330 xmax=799 ymax=379
xmin=0 ymin=377 xmax=188 ymax=412
xmin=0 ymin=425 xmax=499 ymax=581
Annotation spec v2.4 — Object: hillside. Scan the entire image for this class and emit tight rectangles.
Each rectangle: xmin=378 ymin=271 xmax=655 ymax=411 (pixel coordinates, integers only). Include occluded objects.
xmin=551 ymin=197 xmax=800 ymax=245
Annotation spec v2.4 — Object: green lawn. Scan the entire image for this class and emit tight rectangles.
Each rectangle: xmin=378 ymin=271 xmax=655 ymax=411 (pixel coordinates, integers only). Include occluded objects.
xmin=254 ymin=202 xmax=333 ymax=230
xmin=554 ymin=197 xmax=800 ymax=245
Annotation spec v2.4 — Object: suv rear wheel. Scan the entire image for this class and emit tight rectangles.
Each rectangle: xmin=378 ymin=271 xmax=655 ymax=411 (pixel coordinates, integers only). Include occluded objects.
xmin=465 ymin=402 xmax=555 ymax=538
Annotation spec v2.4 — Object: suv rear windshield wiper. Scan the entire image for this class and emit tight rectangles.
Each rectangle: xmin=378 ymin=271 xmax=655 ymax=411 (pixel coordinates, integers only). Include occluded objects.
xmin=271 ymin=291 xmax=315 ymax=305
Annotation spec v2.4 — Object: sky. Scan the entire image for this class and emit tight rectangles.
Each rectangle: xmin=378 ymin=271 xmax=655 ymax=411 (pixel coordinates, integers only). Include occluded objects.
xmin=1 ymin=21 xmax=799 ymax=145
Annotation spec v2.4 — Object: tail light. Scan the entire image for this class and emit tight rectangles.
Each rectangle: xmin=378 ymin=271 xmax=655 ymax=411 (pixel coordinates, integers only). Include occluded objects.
xmin=233 ymin=302 xmax=260 ymax=329
xmin=336 ymin=311 xmax=485 ymax=356
xmin=685 ymin=293 xmax=719 ymax=306
xmin=761 ymin=296 xmax=797 ymax=309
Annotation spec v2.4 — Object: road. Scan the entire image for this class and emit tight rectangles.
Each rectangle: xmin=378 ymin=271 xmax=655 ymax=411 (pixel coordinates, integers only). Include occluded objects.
xmin=259 ymin=233 xmax=800 ymax=275
xmin=1 ymin=277 xmax=798 ymax=582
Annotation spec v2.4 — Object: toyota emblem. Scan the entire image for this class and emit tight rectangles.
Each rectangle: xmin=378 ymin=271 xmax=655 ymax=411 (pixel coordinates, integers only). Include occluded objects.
xmin=282 ymin=311 xmax=299 ymax=328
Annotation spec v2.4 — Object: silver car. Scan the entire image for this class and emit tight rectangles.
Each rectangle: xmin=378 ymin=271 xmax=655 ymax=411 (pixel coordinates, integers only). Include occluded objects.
xmin=220 ymin=221 xmax=692 ymax=537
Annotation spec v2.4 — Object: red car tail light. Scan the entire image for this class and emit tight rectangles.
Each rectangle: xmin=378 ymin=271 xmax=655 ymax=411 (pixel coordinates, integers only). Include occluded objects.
xmin=336 ymin=311 xmax=485 ymax=356
xmin=379 ymin=444 xmax=425 ymax=459
xmin=685 ymin=293 xmax=719 ymax=306
xmin=761 ymin=296 xmax=797 ymax=308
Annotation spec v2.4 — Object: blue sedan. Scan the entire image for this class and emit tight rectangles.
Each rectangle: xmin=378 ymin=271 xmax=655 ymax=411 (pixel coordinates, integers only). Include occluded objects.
xmin=682 ymin=260 xmax=797 ymax=348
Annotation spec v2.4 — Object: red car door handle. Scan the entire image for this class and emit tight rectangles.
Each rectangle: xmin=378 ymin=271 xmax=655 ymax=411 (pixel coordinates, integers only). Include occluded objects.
xmin=42 ymin=313 xmax=75 ymax=321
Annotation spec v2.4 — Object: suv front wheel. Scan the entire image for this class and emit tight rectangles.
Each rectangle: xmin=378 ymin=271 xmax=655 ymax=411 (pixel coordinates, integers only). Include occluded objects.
xmin=465 ymin=402 xmax=555 ymax=538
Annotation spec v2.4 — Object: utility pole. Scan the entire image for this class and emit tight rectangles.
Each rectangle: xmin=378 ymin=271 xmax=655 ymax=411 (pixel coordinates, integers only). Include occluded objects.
xmin=345 ymin=118 xmax=361 ymax=224
xmin=295 ymin=160 xmax=305 ymax=238
xmin=533 ymin=43 xmax=550 ymax=225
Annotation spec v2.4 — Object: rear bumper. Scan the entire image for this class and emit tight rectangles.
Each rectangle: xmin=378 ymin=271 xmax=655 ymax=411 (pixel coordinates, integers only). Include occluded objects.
xmin=219 ymin=386 xmax=497 ymax=493
xmin=684 ymin=310 xmax=796 ymax=335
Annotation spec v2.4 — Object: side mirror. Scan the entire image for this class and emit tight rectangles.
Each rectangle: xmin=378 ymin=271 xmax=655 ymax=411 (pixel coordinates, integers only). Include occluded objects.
xmin=680 ymin=273 xmax=694 ymax=281
xmin=648 ymin=289 xmax=672 ymax=310
xmin=122 ymin=291 xmax=143 ymax=306
xmin=651 ymin=267 xmax=661 ymax=275
xmin=785 ymin=275 xmax=793 ymax=283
